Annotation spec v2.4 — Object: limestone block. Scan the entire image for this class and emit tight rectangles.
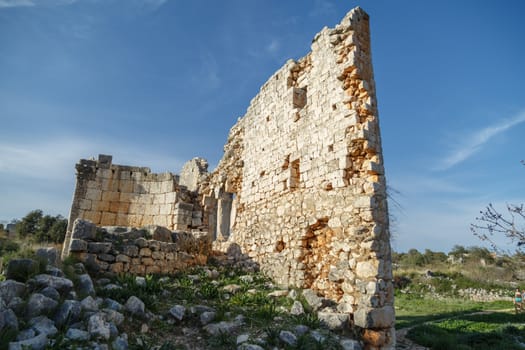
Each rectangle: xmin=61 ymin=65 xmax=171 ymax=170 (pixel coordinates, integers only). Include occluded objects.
xmin=123 ymin=245 xmax=139 ymax=257
xmin=152 ymin=251 xmax=165 ymax=260
xmin=139 ymin=248 xmax=152 ymax=257
xmin=85 ymin=189 xmax=102 ymax=201
xmin=87 ymin=242 xmax=112 ymax=254
xmin=102 ymin=191 xmax=120 ymax=202
xmin=118 ymin=180 xmax=133 ymax=193
xmin=84 ymin=211 xmax=102 ymax=224
xmin=100 ymin=212 xmax=116 ymax=226
xmin=356 ymin=261 xmax=377 ymax=278
xmin=165 ymin=192 xmax=177 ymax=203
xmin=111 ymin=263 xmax=124 ymax=274
xmin=119 ymin=192 xmax=134 ymax=202
xmin=354 ymin=305 xmax=394 ymax=329
xmin=141 ymin=257 xmax=154 ymax=266
xmin=91 ymin=200 xmax=110 ymax=212
xmin=146 ymin=265 xmax=160 ymax=274
xmin=69 ymin=239 xmax=87 ymax=252
xmin=116 ymin=254 xmax=131 ymax=263
xmin=78 ymin=199 xmax=92 ymax=210
xmin=115 ymin=213 xmax=129 ymax=226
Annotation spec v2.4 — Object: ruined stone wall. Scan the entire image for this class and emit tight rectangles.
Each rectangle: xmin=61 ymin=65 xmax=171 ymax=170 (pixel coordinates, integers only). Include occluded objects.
xmin=206 ymin=7 xmax=394 ymax=348
xmin=67 ymin=219 xmax=210 ymax=275
xmin=62 ymin=155 xmax=204 ymax=259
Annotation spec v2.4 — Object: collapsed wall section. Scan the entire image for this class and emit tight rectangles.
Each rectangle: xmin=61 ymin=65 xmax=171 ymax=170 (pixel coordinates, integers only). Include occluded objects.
xmin=62 ymin=155 xmax=207 ymax=259
xmin=205 ymin=7 xmax=394 ymax=349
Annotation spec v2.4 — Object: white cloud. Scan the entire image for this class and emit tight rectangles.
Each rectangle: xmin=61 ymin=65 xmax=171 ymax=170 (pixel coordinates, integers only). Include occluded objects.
xmin=438 ymin=111 xmax=525 ymax=170
xmin=0 ymin=137 xmax=185 ymax=181
xmin=0 ymin=0 xmax=34 ymax=8
xmin=266 ymin=39 xmax=280 ymax=54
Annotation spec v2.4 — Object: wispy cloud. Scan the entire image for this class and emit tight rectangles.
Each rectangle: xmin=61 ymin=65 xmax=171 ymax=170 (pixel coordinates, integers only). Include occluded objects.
xmin=438 ymin=111 xmax=525 ymax=170
xmin=0 ymin=137 xmax=185 ymax=181
xmin=266 ymin=39 xmax=280 ymax=54
xmin=0 ymin=0 xmax=34 ymax=8
xmin=309 ymin=0 xmax=335 ymax=17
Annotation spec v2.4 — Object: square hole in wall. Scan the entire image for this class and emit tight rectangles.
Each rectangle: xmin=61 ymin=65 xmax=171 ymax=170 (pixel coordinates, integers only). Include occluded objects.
xmin=293 ymin=87 xmax=307 ymax=109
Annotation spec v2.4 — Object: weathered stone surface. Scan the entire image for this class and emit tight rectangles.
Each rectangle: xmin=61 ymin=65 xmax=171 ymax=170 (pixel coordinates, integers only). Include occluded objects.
xmin=8 ymin=333 xmax=47 ymax=350
xmin=354 ymin=305 xmax=395 ymax=329
xmin=81 ymin=296 xmax=100 ymax=312
xmin=54 ymin=300 xmax=82 ymax=328
xmin=199 ymin=311 xmax=215 ymax=325
xmin=40 ymin=287 xmax=60 ymax=301
xmin=88 ymin=313 xmax=111 ymax=341
xmin=0 ymin=280 xmax=26 ymax=304
xmin=72 ymin=218 xmax=97 ymax=240
xmin=169 ymin=305 xmax=186 ymax=321
xmin=35 ymin=247 xmax=59 ymax=267
xmin=61 ymin=7 xmax=394 ymax=346
xmin=290 ymin=300 xmax=304 ymax=315
xmin=88 ymin=242 xmax=112 ymax=254
xmin=0 ymin=308 xmax=18 ymax=332
xmin=302 ymin=289 xmax=322 ymax=311
xmin=146 ymin=225 xmax=173 ymax=242
xmin=203 ymin=320 xmax=241 ymax=335
xmin=65 ymin=328 xmax=90 ymax=341
xmin=317 ymin=311 xmax=349 ymax=330
xmin=32 ymin=274 xmax=74 ymax=294
xmin=340 ymin=338 xmax=363 ymax=350
xmin=112 ymin=334 xmax=129 ymax=350
xmin=279 ymin=330 xmax=297 ymax=346
xmin=25 ymin=293 xmax=58 ymax=318
xmin=125 ymin=296 xmax=145 ymax=317
xmin=29 ymin=316 xmax=58 ymax=337
xmin=78 ymin=273 xmax=96 ymax=296
xmin=69 ymin=238 xmax=88 ymax=252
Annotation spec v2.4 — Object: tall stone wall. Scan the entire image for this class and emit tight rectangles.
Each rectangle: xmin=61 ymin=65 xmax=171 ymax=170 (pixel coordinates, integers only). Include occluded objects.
xmin=62 ymin=6 xmax=394 ymax=349
xmin=204 ymin=7 xmax=394 ymax=348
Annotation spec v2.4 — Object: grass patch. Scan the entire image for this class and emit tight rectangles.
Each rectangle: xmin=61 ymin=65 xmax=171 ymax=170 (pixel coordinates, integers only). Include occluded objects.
xmin=407 ymin=313 xmax=525 ymax=350
xmin=395 ymin=293 xmax=510 ymax=329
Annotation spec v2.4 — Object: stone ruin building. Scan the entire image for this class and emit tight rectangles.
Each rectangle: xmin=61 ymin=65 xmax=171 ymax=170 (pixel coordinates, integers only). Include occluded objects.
xmin=62 ymin=7 xmax=394 ymax=349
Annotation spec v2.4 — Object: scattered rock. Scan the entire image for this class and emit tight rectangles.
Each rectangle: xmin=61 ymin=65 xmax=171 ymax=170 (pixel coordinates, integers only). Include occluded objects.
xmin=8 ymin=333 xmax=48 ymax=350
xmin=279 ymin=330 xmax=297 ymax=346
xmin=40 ymin=287 xmax=60 ymax=301
xmin=88 ymin=313 xmax=111 ymax=341
xmin=200 ymin=311 xmax=216 ymax=325
xmin=25 ymin=293 xmax=58 ymax=318
xmin=169 ymin=305 xmax=186 ymax=321
xmin=223 ymin=284 xmax=242 ymax=294
xmin=290 ymin=300 xmax=304 ymax=315
xmin=340 ymin=338 xmax=363 ymax=350
xmin=125 ymin=296 xmax=145 ymax=317
xmin=0 ymin=308 xmax=19 ymax=332
xmin=318 ymin=311 xmax=349 ymax=330
xmin=65 ymin=328 xmax=90 ymax=341
xmin=54 ymin=300 xmax=81 ymax=328
xmin=203 ymin=320 xmax=240 ymax=335
xmin=0 ymin=280 xmax=26 ymax=304
xmin=78 ymin=274 xmax=96 ymax=296
xmin=294 ymin=324 xmax=309 ymax=336
xmin=237 ymin=333 xmax=250 ymax=344
xmin=35 ymin=247 xmax=59 ymax=267
xmin=268 ymin=290 xmax=288 ymax=298
xmin=32 ymin=274 xmax=74 ymax=295
xmin=29 ymin=316 xmax=58 ymax=337
xmin=302 ymin=289 xmax=322 ymax=311
xmin=81 ymin=296 xmax=100 ymax=312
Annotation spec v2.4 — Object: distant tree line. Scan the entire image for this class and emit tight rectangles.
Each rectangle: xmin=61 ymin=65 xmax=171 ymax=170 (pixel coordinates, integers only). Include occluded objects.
xmin=392 ymin=245 xmax=496 ymax=268
xmin=14 ymin=210 xmax=67 ymax=244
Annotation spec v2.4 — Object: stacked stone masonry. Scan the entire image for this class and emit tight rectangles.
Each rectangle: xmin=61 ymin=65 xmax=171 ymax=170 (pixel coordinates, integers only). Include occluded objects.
xmin=63 ymin=7 xmax=394 ymax=349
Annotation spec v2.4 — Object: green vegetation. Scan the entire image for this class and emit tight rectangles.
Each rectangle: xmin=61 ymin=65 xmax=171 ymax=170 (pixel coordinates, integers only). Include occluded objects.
xmin=15 ymin=209 xmax=67 ymax=243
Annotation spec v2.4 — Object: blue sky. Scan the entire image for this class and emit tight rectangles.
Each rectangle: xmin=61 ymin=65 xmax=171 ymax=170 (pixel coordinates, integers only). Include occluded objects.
xmin=1 ymin=0 xmax=524 ymax=253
